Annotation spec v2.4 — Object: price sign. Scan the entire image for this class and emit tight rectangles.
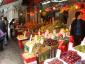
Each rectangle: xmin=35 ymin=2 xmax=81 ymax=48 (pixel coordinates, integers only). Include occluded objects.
xmin=56 ymin=49 xmax=61 ymax=58
xmin=68 ymin=42 xmax=73 ymax=50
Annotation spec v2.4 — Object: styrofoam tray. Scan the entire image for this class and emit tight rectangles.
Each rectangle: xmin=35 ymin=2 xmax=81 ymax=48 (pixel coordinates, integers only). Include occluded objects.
xmin=44 ymin=58 xmax=67 ymax=64
xmin=71 ymin=48 xmax=85 ymax=60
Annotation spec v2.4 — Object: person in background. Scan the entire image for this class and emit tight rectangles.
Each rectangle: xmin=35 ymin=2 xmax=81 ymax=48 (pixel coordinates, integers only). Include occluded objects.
xmin=0 ymin=29 xmax=5 ymax=51
xmin=3 ymin=17 xmax=9 ymax=40
xmin=9 ymin=19 xmax=15 ymax=38
xmin=0 ymin=17 xmax=6 ymax=51
xmin=63 ymin=10 xmax=69 ymax=24
xmin=70 ymin=11 xmax=85 ymax=46
xmin=2 ymin=17 xmax=9 ymax=46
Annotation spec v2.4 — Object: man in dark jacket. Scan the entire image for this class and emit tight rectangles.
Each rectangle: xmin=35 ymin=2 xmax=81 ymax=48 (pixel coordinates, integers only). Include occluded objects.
xmin=0 ymin=17 xmax=6 ymax=33
xmin=0 ymin=17 xmax=6 ymax=51
xmin=70 ymin=11 xmax=85 ymax=46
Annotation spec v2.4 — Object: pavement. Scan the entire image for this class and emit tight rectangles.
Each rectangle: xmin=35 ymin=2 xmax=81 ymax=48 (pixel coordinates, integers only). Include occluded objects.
xmin=0 ymin=39 xmax=24 ymax=64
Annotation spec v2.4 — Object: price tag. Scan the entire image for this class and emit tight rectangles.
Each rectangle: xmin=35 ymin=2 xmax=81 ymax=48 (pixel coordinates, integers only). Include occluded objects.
xmin=56 ymin=49 xmax=61 ymax=58
xmin=24 ymin=31 xmax=26 ymax=37
xmin=68 ymin=42 xmax=73 ymax=50
xmin=29 ymin=46 xmax=33 ymax=53
xmin=30 ymin=34 xmax=32 ymax=41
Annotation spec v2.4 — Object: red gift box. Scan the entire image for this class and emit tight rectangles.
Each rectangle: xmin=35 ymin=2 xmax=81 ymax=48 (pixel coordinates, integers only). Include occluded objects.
xmin=22 ymin=53 xmax=37 ymax=63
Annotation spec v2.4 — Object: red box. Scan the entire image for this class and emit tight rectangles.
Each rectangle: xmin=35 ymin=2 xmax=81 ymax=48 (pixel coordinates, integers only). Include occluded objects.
xmin=22 ymin=53 xmax=37 ymax=63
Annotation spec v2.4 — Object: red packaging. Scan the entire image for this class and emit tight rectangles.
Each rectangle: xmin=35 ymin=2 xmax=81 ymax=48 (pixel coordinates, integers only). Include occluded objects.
xmin=22 ymin=53 xmax=37 ymax=63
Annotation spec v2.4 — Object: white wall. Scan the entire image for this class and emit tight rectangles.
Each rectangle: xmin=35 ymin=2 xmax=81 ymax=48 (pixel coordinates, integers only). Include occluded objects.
xmin=0 ymin=0 xmax=22 ymax=38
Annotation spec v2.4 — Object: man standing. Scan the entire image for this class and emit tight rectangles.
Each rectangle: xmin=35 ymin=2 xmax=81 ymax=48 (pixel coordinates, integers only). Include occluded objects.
xmin=0 ymin=17 xmax=6 ymax=51
xmin=70 ymin=11 xmax=85 ymax=46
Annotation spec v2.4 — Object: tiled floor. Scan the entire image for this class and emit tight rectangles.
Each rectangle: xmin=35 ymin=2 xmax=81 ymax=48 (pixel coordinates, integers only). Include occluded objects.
xmin=0 ymin=39 xmax=24 ymax=64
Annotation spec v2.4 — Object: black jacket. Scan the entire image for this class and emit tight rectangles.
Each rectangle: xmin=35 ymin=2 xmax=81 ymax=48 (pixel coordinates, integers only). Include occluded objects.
xmin=70 ymin=19 xmax=85 ymax=36
xmin=0 ymin=19 xmax=6 ymax=33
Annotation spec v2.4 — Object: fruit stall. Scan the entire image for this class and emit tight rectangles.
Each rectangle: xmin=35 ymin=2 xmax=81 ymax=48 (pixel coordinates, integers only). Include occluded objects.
xmin=20 ymin=29 xmax=85 ymax=64
xmin=16 ymin=21 xmax=85 ymax=64
xmin=44 ymin=36 xmax=85 ymax=64
xmin=18 ymin=25 xmax=70 ymax=64
xmin=16 ymin=20 xmax=85 ymax=64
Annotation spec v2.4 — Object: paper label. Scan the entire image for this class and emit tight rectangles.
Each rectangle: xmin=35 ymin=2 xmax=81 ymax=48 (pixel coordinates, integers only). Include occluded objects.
xmin=29 ymin=46 xmax=33 ymax=53
xmin=68 ymin=42 xmax=73 ymax=50
xmin=56 ymin=49 xmax=61 ymax=58
xmin=30 ymin=35 xmax=32 ymax=41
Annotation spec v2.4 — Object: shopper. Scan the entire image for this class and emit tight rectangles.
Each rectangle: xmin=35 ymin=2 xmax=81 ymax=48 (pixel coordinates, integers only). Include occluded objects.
xmin=0 ymin=17 xmax=6 ymax=51
xmin=70 ymin=11 xmax=85 ymax=46
xmin=63 ymin=10 xmax=69 ymax=24
xmin=2 ymin=17 xmax=9 ymax=46
xmin=0 ymin=29 xmax=5 ymax=51
xmin=9 ymin=19 xmax=15 ymax=38
xmin=3 ymin=17 xmax=9 ymax=40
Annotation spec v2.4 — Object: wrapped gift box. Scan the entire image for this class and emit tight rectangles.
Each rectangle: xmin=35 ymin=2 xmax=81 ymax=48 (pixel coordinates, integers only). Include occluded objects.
xmin=22 ymin=53 xmax=37 ymax=63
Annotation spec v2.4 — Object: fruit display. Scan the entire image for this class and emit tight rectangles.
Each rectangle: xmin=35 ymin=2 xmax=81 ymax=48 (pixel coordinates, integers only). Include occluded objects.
xmin=74 ymin=45 xmax=85 ymax=53
xmin=32 ymin=44 xmax=50 ymax=55
xmin=60 ymin=50 xmax=81 ymax=64
xmin=22 ymin=53 xmax=35 ymax=59
xmin=45 ymin=38 xmax=57 ymax=46
xmin=39 ymin=21 xmax=68 ymax=33
xmin=17 ymin=35 xmax=27 ymax=40
xmin=48 ymin=58 xmax=63 ymax=64
xmin=33 ymin=35 xmax=45 ymax=44
xmin=33 ymin=45 xmax=51 ymax=62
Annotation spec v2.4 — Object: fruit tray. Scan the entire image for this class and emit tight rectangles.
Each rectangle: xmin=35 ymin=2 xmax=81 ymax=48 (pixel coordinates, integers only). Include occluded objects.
xmin=44 ymin=58 xmax=67 ymax=64
xmin=71 ymin=48 xmax=85 ymax=60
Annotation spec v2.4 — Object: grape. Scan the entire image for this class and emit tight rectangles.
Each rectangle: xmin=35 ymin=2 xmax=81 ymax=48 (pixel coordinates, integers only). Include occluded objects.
xmin=48 ymin=58 xmax=63 ymax=64
xmin=45 ymin=38 xmax=57 ymax=46
xmin=60 ymin=50 xmax=81 ymax=64
xmin=75 ymin=45 xmax=85 ymax=53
